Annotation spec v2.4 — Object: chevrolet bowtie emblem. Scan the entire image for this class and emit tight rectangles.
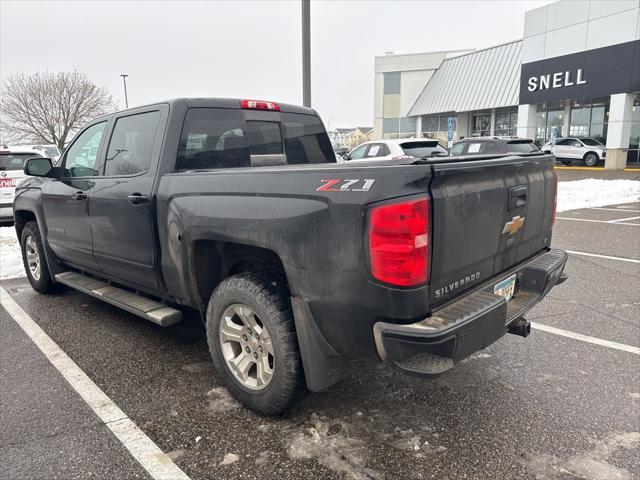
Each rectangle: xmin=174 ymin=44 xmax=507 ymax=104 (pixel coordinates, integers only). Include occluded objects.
xmin=502 ymin=216 xmax=525 ymax=235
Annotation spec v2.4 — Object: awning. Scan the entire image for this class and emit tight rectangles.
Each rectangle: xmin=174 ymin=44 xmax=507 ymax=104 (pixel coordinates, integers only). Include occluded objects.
xmin=409 ymin=40 xmax=522 ymax=116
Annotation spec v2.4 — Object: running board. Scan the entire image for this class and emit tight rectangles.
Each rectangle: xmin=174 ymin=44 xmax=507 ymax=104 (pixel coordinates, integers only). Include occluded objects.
xmin=55 ymin=272 xmax=182 ymax=327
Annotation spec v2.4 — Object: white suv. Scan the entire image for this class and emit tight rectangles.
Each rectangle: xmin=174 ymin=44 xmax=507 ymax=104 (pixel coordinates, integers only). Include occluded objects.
xmin=542 ymin=137 xmax=606 ymax=167
xmin=0 ymin=147 xmax=42 ymax=224
xmin=342 ymin=139 xmax=447 ymax=162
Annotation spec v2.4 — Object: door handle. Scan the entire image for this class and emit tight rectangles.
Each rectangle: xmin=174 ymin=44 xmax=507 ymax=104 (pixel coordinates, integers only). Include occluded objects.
xmin=127 ymin=193 xmax=149 ymax=205
xmin=72 ymin=191 xmax=87 ymax=201
xmin=509 ymin=185 xmax=528 ymax=210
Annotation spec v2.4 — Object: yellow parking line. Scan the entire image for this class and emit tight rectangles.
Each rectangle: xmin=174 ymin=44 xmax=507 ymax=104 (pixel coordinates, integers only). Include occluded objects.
xmin=553 ymin=166 xmax=605 ymax=171
xmin=552 ymin=166 xmax=640 ymax=172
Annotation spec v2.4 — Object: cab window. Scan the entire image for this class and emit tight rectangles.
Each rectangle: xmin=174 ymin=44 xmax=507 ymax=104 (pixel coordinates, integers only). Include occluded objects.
xmin=176 ymin=108 xmax=334 ymax=170
xmin=105 ymin=111 xmax=161 ymax=176
xmin=64 ymin=122 xmax=107 ymax=177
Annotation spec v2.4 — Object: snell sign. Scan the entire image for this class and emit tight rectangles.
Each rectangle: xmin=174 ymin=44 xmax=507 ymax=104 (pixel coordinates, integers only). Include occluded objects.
xmin=519 ymin=39 xmax=640 ymax=104
xmin=527 ymin=69 xmax=587 ymax=93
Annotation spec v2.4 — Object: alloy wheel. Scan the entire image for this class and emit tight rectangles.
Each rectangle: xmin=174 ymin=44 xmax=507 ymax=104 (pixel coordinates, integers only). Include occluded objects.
xmin=584 ymin=153 xmax=598 ymax=166
xmin=25 ymin=235 xmax=41 ymax=281
xmin=219 ymin=303 xmax=275 ymax=390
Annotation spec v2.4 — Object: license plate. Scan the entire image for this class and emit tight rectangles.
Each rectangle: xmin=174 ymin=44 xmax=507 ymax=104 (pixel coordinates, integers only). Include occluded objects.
xmin=0 ymin=178 xmax=16 ymax=188
xmin=493 ymin=274 xmax=517 ymax=302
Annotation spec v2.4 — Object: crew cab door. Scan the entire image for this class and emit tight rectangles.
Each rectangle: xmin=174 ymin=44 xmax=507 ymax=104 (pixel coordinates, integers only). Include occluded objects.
xmin=42 ymin=121 xmax=108 ymax=271
xmin=88 ymin=106 xmax=166 ymax=290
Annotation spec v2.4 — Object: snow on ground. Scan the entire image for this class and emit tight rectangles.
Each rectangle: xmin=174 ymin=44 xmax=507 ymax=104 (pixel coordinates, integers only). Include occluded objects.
xmin=556 ymin=179 xmax=640 ymax=213
xmin=0 ymin=227 xmax=23 ymax=280
xmin=0 ymin=179 xmax=638 ymax=281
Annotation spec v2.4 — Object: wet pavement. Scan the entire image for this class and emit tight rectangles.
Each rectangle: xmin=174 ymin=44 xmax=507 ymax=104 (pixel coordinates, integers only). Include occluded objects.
xmin=1 ymin=200 xmax=639 ymax=480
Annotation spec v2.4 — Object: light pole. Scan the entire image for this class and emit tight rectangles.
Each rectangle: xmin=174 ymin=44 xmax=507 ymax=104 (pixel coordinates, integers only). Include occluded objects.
xmin=301 ymin=0 xmax=311 ymax=107
xmin=120 ymin=74 xmax=129 ymax=109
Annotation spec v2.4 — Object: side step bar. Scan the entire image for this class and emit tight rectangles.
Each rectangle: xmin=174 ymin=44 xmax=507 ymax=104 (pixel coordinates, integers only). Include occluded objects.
xmin=55 ymin=272 xmax=182 ymax=327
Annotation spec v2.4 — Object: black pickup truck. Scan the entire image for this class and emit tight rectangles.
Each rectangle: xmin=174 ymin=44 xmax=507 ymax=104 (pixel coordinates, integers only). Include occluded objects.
xmin=14 ymin=98 xmax=567 ymax=414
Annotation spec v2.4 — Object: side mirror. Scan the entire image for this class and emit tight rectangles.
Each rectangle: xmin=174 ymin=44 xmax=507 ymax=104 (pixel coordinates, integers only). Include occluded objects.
xmin=24 ymin=157 xmax=55 ymax=177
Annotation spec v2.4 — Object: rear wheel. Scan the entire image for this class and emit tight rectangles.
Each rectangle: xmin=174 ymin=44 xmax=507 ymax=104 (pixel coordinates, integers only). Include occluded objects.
xmin=206 ymin=272 xmax=305 ymax=415
xmin=584 ymin=152 xmax=599 ymax=167
xmin=20 ymin=221 xmax=54 ymax=293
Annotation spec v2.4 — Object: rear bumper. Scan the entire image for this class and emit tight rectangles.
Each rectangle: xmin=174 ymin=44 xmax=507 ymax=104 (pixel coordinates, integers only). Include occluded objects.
xmin=373 ymin=249 xmax=568 ymax=376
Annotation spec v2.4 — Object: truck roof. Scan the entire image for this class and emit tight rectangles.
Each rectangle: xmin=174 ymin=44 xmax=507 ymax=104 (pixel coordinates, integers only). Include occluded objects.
xmin=98 ymin=97 xmax=318 ymax=119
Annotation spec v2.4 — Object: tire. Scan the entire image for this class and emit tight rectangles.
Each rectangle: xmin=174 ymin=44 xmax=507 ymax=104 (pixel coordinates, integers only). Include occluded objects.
xmin=20 ymin=221 xmax=54 ymax=293
xmin=584 ymin=152 xmax=599 ymax=167
xmin=206 ymin=272 xmax=305 ymax=415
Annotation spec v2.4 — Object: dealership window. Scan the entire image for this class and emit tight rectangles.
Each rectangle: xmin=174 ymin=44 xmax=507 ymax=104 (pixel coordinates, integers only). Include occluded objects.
xmin=383 ymin=72 xmax=401 ymax=95
xmin=382 ymin=117 xmax=416 ymax=139
xmin=568 ymin=98 xmax=609 ymax=144
xmin=495 ymin=107 xmax=518 ymax=136
xmin=421 ymin=114 xmax=455 ymax=145
xmin=628 ymin=94 xmax=640 ymax=166
xmin=535 ymin=101 xmax=567 ymax=145
xmin=471 ymin=112 xmax=491 ymax=137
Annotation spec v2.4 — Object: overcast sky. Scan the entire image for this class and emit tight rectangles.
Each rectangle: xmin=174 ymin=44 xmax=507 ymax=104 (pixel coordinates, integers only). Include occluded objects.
xmin=1 ymin=0 xmax=551 ymax=128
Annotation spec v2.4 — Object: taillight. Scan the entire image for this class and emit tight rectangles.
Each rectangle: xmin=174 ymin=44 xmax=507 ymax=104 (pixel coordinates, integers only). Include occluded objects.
xmin=368 ymin=198 xmax=429 ymax=287
xmin=552 ymin=171 xmax=558 ymax=225
xmin=240 ymin=99 xmax=280 ymax=111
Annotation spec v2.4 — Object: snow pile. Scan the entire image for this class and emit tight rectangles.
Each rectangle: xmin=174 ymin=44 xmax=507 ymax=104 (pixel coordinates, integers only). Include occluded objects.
xmin=0 ymin=227 xmax=23 ymax=280
xmin=557 ymin=179 xmax=640 ymax=213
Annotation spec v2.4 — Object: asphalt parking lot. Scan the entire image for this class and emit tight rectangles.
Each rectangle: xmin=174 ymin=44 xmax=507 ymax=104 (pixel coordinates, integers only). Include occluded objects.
xmin=1 ymin=175 xmax=639 ymax=480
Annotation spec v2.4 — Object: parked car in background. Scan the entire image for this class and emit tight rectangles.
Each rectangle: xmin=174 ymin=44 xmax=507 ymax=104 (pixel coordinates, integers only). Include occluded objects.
xmin=541 ymin=137 xmax=605 ymax=167
xmin=450 ymin=137 xmax=540 ymax=156
xmin=342 ymin=139 xmax=447 ymax=162
xmin=30 ymin=144 xmax=62 ymax=163
xmin=0 ymin=147 xmax=43 ymax=224
xmin=334 ymin=147 xmax=349 ymax=162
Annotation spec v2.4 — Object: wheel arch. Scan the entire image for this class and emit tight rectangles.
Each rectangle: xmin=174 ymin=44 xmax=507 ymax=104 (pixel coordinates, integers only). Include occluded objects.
xmin=189 ymin=239 xmax=289 ymax=309
xmin=14 ymin=209 xmax=37 ymax=240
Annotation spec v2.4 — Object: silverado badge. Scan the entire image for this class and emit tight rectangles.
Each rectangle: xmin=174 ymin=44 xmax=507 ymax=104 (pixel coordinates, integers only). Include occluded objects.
xmin=502 ymin=216 xmax=525 ymax=235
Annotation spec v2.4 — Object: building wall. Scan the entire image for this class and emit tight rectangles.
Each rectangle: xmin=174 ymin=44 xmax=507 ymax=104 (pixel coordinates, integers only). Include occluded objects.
xmin=522 ymin=0 xmax=639 ymax=63
xmin=520 ymin=0 xmax=640 ymax=167
xmin=373 ymin=50 xmax=472 ymax=139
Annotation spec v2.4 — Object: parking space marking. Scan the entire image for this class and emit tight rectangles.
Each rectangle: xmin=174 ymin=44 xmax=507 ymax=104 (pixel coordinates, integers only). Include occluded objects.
xmin=566 ymin=250 xmax=640 ymax=264
xmin=609 ymin=215 xmax=640 ymax=223
xmin=0 ymin=286 xmax=191 ymax=480
xmin=589 ymin=207 xmax=640 ymax=213
xmin=531 ymin=322 xmax=640 ymax=355
xmin=556 ymin=217 xmax=640 ymax=226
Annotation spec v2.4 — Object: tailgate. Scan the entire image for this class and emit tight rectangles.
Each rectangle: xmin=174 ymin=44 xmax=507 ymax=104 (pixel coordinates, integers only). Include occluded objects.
xmin=428 ymin=155 xmax=556 ymax=307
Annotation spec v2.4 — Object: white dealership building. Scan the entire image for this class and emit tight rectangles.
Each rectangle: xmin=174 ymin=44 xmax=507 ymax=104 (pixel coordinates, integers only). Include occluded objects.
xmin=373 ymin=0 xmax=640 ymax=169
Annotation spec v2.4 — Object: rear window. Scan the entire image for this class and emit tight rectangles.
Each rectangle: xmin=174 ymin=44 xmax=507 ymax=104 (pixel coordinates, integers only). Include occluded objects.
xmin=0 ymin=153 xmax=40 ymax=171
xmin=506 ymin=141 xmax=539 ymax=153
xmin=176 ymin=108 xmax=335 ymax=170
xmin=580 ymin=138 xmax=602 ymax=146
xmin=400 ymin=141 xmax=440 ymax=157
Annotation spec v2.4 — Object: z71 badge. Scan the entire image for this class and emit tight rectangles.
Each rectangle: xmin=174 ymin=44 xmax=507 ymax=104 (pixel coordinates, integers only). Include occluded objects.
xmin=316 ymin=179 xmax=375 ymax=192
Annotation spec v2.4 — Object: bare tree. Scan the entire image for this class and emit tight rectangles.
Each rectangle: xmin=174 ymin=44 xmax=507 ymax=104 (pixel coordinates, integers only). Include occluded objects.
xmin=0 ymin=72 xmax=116 ymax=149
